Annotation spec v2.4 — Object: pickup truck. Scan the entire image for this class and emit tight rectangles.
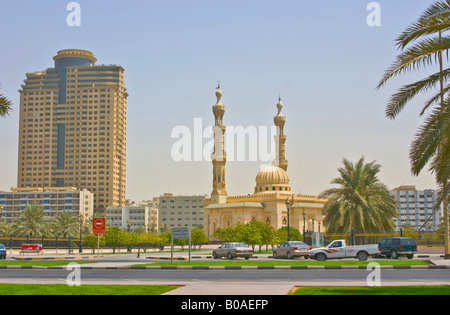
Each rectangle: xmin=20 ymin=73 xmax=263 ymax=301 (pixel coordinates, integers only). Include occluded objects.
xmin=309 ymin=240 xmax=378 ymax=261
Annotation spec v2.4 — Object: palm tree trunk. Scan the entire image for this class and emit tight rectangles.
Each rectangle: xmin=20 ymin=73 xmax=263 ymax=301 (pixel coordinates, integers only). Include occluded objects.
xmin=444 ymin=183 xmax=450 ymax=259
xmin=438 ymin=31 xmax=450 ymax=259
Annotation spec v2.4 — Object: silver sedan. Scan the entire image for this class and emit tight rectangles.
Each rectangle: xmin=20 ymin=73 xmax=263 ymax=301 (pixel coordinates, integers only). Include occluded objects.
xmin=212 ymin=242 xmax=254 ymax=260
xmin=273 ymin=241 xmax=311 ymax=259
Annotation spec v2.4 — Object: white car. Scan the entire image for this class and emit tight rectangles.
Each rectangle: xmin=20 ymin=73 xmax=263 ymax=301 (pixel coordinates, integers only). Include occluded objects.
xmin=309 ymin=240 xmax=378 ymax=261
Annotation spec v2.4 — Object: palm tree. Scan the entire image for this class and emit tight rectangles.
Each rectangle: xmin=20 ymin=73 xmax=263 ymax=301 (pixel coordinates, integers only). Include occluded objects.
xmin=12 ymin=203 xmax=46 ymax=237
xmin=48 ymin=211 xmax=79 ymax=238
xmin=376 ymin=0 xmax=450 ymax=258
xmin=319 ymin=157 xmax=398 ymax=234
xmin=0 ymin=84 xmax=12 ymax=117
xmin=0 ymin=219 xmax=13 ymax=237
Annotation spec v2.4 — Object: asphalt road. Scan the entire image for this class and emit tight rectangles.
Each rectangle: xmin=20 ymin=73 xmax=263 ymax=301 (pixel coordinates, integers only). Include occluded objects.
xmin=1 ymin=268 xmax=449 ymax=284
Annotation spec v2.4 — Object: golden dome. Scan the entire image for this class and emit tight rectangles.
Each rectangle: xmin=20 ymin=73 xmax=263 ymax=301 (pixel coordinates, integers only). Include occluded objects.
xmin=254 ymin=166 xmax=291 ymax=193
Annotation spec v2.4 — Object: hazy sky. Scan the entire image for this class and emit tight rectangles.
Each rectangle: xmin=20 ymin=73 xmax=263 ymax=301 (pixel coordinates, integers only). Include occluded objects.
xmin=0 ymin=0 xmax=442 ymax=202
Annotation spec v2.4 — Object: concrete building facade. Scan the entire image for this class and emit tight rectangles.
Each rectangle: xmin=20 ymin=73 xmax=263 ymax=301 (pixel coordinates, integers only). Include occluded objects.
xmin=391 ymin=185 xmax=441 ymax=232
xmin=158 ymin=193 xmax=207 ymax=230
xmin=0 ymin=187 xmax=93 ymax=222
xmin=17 ymin=49 xmax=127 ymax=214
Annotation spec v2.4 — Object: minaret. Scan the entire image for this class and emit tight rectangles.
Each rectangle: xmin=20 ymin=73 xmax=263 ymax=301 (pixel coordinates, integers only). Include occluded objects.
xmin=273 ymin=96 xmax=288 ymax=172
xmin=211 ymin=83 xmax=228 ymax=204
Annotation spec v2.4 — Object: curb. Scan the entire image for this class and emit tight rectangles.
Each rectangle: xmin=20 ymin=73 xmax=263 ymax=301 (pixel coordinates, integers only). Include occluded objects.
xmin=417 ymin=255 xmax=446 ymax=258
xmin=0 ymin=265 xmax=448 ymax=270
xmin=11 ymin=255 xmax=107 ymax=261
xmin=146 ymin=257 xmax=188 ymax=261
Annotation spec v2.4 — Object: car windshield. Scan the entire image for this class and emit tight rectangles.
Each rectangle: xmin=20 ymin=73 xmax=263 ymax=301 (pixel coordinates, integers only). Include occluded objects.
xmin=0 ymin=245 xmax=5 ymax=250
xmin=290 ymin=242 xmax=307 ymax=246
xmin=233 ymin=243 xmax=248 ymax=248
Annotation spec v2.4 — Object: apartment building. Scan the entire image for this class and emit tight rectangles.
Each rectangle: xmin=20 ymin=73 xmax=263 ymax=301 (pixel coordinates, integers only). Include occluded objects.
xmin=17 ymin=49 xmax=127 ymax=214
xmin=391 ymin=185 xmax=441 ymax=232
xmin=158 ymin=193 xmax=207 ymax=229
xmin=0 ymin=187 xmax=93 ymax=222
xmin=106 ymin=202 xmax=159 ymax=233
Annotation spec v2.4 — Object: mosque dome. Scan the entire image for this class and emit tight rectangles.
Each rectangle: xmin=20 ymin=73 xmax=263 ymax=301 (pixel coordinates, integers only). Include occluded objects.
xmin=254 ymin=166 xmax=291 ymax=193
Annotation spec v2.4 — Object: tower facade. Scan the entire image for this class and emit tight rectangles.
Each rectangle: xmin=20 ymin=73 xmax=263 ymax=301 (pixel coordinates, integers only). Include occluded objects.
xmin=211 ymin=84 xmax=228 ymax=204
xmin=17 ymin=49 xmax=127 ymax=214
xmin=273 ymin=97 xmax=288 ymax=171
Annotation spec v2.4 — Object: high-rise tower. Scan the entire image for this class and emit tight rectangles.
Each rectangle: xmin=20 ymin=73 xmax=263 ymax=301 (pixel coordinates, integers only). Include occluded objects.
xmin=273 ymin=96 xmax=288 ymax=171
xmin=211 ymin=83 xmax=227 ymax=204
xmin=17 ymin=49 xmax=127 ymax=214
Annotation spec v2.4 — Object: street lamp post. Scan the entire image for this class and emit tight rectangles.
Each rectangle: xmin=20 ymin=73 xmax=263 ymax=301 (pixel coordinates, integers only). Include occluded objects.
xmin=79 ymin=213 xmax=84 ymax=253
xmin=285 ymin=196 xmax=294 ymax=242
xmin=302 ymin=210 xmax=306 ymax=242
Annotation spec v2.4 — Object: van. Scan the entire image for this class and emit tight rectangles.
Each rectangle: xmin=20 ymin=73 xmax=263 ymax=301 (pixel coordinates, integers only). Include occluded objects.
xmin=378 ymin=237 xmax=417 ymax=259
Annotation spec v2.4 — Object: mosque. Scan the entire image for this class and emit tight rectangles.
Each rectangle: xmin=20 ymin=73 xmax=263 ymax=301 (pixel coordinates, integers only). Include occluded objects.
xmin=202 ymin=85 xmax=328 ymax=239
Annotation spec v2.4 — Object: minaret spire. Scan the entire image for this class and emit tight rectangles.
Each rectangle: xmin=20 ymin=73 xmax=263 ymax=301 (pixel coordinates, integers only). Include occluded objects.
xmin=211 ymin=83 xmax=228 ymax=204
xmin=273 ymin=96 xmax=288 ymax=172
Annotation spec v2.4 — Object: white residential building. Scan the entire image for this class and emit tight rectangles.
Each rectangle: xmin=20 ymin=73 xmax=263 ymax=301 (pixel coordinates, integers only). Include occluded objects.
xmin=158 ymin=193 xmax=207 ymax=229
xmin=106 ymin=203 xmax=159 ymax=233
xmin=391 ymin=186 xmax=441 ymax=232
xmin=0 ymin=187 xmax=94 ymax=222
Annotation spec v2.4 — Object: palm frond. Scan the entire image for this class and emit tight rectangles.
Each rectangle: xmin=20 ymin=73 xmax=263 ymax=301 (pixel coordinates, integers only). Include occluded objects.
xmin=0 ymin=84 xmax=13 ymax=118
xmin=377 ymin=36 xmax=450 ymax=90
xmin=409 ymin=100 xmax=449 ymax=175
xmin=396 ymin=0 xmax=450 ymax=48
xmin=385 ymin=67 xmax=450 ymax=119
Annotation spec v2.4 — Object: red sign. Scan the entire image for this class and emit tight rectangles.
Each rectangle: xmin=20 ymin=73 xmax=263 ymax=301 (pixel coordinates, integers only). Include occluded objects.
xmin=93 ymin=218 xmax=106 ymax=234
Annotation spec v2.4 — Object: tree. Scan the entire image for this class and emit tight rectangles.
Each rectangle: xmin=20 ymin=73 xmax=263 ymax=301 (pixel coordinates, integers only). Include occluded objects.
xmin=48 ymin=210 xmax=79 ymax=238
xmin=376 ymin=0 xmax=450 ymax=258
xmin=212 ymin=221 xmax=280 ymax=251
xmin=102 ymin=227 xmax=126 ymax=253
xmin=141 ymin=232 xmax=162 ymax=252
xmin=320 ymin=157 xmax=398 ymax=234
xmin=12 ymin=203 xmax=46 ymax=237
xmin=276 ymin=226 xmax=301 ymax=244
xmin=123 ymin=232 xmax=141 ymax=253
xmin=191 ymin=228 xmax=208 ymax=250
xmin=83 ymin=234 xmax=99 ymax=254
xmin=0 ymin=219 xmax=13 ymax=237
xmin=212 ymin=226 xmax=239 ymax=243
xmin=0 ymin=84 xmax=12 ymax=118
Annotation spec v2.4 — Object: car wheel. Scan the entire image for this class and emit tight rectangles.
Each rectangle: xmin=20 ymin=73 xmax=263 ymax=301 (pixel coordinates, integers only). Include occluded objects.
xmin=273 ymin=251 xmax=278 ymax=259
xmin=287 ymin=252 xmax=292 ymax=259
xmin=213 ymin=252 xmax=218 ymax=259
xmin=390 ymin=250 xmax=399 ymax=259
xmin=227 ymin=252 xmax=233 ymax=260
xmin=406 ymin=254 xmax=414 ymax=260
xmin=357 ymin=251 xmax=368 ymax=261
xmin=316 ymin=253 xmax=327 ymax=261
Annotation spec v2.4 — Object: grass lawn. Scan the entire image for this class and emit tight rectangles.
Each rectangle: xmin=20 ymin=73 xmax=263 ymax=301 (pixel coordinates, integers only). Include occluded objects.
xmin=0 ymin=284 xmax=178 ymax=295
xmin=143 ymin=259 xmax=429 ymax=267
xmin=0 ymin=261 xmax=92 ymax=267
xmin=290 ymin=286 xmax=450 ymax=295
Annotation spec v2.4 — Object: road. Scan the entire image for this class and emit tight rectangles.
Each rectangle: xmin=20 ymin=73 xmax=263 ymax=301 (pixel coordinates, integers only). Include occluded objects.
xmin=1 ymin=268 xmax=449 ymax=285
